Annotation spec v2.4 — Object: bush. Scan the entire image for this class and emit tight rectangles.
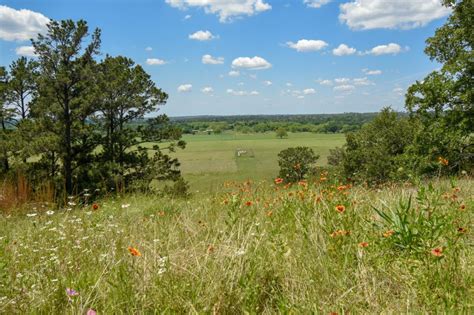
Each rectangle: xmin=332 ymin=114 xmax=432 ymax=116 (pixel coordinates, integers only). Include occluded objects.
xmin=277 ymin=146 xmax=319 ymax=183
xmin=332 ymin=108 xmax=415 ymax=184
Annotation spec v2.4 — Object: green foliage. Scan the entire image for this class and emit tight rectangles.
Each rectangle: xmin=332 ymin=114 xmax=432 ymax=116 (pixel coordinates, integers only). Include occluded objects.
xmin=275 ymin=127 xmax=288 ymax=139
xmin=0 ymin=19 xmax=187 ymax=199
xmin=277 ymin=146 xmax=319 ymax=182
xmin=405 ymin=0 xmax=473 ymax=174
xmin=334 ymin=108 xmax=415 ymax=184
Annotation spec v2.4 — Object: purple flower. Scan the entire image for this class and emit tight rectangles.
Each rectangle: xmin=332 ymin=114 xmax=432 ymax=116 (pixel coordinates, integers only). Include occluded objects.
xmin=66 ymin=288 xmax=79 ymax=297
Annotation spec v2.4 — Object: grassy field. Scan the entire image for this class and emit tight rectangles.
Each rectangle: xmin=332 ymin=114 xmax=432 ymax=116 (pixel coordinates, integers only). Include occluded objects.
xmin=1 ymin=177 xmax=472 ymax=313
xmin=168 ymin=132 xmax=345 ymax=192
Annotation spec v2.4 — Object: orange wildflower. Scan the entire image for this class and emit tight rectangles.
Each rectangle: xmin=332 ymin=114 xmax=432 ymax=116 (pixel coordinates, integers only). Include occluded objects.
xmin=92 ymin=203 xmax=99 ymax=210
xmin=459 ymin=203 xmax=466 ymax=210
xmin=207 ymin=245 xmax=215 ymax=254
xmin=335 ymin=205 xmax=345 ymax=213
xmin=437 ymin=157 xmax=449 ymax=166
xmin=298 ymin=180 xmax=308 ymax=188
xmin=266 ymin=210 xmax=273 ymax=217
xmin=274 ymin=177 xmax=284 ymax=184
xmin=320 ymin=177 xmax=327 ymax=182
xmin=337 ymin=185 xmax=347 ymax=191
xmin=330 ymin=230 xmax=350 ymax=237
xmin=358 ymin=242 xmax=369 ymax=248
xmin=431 ymin=247 xmax=443 ymax=257
xmin=383 ymin=230 xmax=395 ymax=238
xmin=245 ymin=201 xmax=253 ymax=207
xmin=128 ymin=246 xmax=141 ymax=257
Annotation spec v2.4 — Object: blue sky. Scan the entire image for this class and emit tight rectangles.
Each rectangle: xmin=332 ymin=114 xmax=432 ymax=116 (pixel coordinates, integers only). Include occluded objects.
xmin=0 ymin=0 xmax=451 ymax=116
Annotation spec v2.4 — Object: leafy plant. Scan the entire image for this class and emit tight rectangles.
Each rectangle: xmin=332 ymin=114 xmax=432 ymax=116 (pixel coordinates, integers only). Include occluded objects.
xmin=277 ymin=146 xmax=319 ymax=183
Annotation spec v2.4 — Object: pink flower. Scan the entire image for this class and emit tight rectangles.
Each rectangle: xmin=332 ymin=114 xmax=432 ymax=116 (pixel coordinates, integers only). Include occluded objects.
xmin=66 ymin=288 xmax=79 ymax=297
xmin=87 ymin=309 xmax=97 ymax=315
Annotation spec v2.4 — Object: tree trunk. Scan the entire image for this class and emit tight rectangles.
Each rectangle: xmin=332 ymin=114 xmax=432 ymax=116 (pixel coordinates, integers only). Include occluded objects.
xmin=1 ymin=118 xmax=9 ymax=172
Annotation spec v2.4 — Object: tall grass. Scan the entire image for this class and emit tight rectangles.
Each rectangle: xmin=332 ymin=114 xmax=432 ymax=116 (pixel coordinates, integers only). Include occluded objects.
xmin=0 ymin=177 xmax=472 ymax=313
xmin=0 ymin=173 xmax=56 ymax=214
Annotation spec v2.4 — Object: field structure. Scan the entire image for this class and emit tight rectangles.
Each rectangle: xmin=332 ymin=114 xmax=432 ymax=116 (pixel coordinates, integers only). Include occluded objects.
xmin=164 ymin=132 xmax=345 ymax=192
xmin=1 ymin=177 xmax=472 ymax=313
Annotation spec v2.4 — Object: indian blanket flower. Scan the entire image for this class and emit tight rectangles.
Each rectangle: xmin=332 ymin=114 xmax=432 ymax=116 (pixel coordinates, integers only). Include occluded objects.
xmin=337 ymin=185 xmax=347 ymax=191
xmin=128 ymin=246 xmax=141 ymax=257
xmin=431 ymin=247 xmax=443 ymax=257
xmin=330 ymin=230 xmax=350 ymax=237
xmin=207 ymin=244 xmax=215 ymax=253
xmin=335 ymin=205 xmax=345 ymax=213
xmin=383 ymin=230 xmax=395 ymax=238
xmin=245 ymin=201 xmax=253 ymax=206
xmin=358 ymin=242 xmax=369 ymax=248
xmin=92 ymin=203 xmax=99 ymax=210
xmin=438 ymin=157 xmax=449 ymax=166
xmin=457 ymin=227 xmax=467 ymax=233
xmin=274 ymin=177 xmax=284 ymax=184
xmin=459 ymin=203 xmax=466 ymax=210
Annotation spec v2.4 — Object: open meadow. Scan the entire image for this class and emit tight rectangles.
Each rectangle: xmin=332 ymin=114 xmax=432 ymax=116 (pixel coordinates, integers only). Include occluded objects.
xmin=1 ymin=177 xmax=472 ymax=313
xmin=168 ymin=132 xmax=345 ymax=192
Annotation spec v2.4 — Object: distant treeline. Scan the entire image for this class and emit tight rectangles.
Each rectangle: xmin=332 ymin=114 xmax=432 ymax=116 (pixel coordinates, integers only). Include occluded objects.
xmin=132 ymin=113 xmax=401 ymax=134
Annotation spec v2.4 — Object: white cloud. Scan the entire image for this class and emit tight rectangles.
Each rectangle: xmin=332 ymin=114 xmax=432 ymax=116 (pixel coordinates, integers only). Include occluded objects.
xmin=189 ymin=30 xmax=217 ymax=41
xmin=339 ymin=0 xmax=450 ymax=30
xmin=393 ymin=87 xmax=404 ymax=96
xmin=231 ymin=56 xmax=271 ymax=70
xmin=184 ymin=14 xmax=192 ymax=20
xmin=263 ymin=80 xmax=272 ymax=86
xmin=0 ymin=5 xmax=50 ymax=41
xmin=353 ymin=77 xmax=373 ymax=86
xmin=304 ymin=0 xmax=331 ymax=8
xmin=286 ymin=82 xmax=293 ymax=87
xmin=333 ymin=85 xmax=355 ymax=92
xmin=334 ymin=78 xmax=351 ymax=84
xmin=332 ymin=44 xmax=356 ymax=56
xmin=303 ymin=88 xmax=316 ymax=95
xmin=363 ymin=68 xmax=382 ymax=75
xmin=318 ymin=79 xmax=333 ymax=86
xmin=227 ymin=89 xmax=259 ymax=96
xmin=146 ymin=58 xmax=167 ymax=65
xmin=178 ymin=84 xmax=192 ymax=92
xmin=202 ymin=54 xmax=224 ymax=65
xmin=145 ymin=47 xmax=153 ymax=51
xmin=287 ymin=39 xmax=328 ymax=52
xmin=228 ymin=70 xmax=240 ymax=77
xmin=165 ymin=0 xmax=271 ymax=22
xmin=368 ymin=43 xmax=402 ymax=55
xmin=15 ymin=45 xmax=36 ymax=57
xmin=201 ymin=86 xmax=214 ymax=94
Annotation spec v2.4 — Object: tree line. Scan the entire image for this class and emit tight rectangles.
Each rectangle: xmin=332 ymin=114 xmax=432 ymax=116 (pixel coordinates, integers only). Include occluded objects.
xmin=0 ymin=20 xmax=186 ymax=198
xmin=162 ymin=112 xmax=380 ymax=134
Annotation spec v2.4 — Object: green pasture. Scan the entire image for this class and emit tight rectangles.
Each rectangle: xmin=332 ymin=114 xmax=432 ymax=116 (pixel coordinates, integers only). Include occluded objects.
xmin=167 ymin=132 xmax=345 ymax=192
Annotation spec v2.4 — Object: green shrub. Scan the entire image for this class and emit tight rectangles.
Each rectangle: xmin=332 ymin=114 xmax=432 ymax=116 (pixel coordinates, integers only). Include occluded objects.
xmin=331 ymin=108 xmax=415 ymax=184
xmin=277 ymin=146 xmax=319 ymax=183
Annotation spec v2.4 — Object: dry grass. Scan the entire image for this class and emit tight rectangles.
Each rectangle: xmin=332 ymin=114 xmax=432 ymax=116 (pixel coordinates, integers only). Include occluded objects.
xmin=0 ymin=177 xmax=472 ymax=313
